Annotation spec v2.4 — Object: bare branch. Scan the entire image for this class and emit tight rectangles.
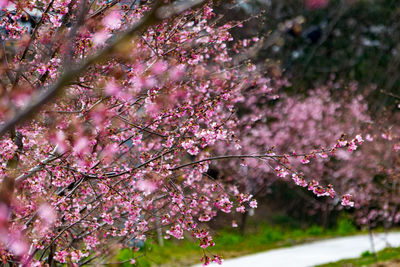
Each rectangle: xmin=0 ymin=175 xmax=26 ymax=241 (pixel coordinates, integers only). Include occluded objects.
xmin=15 ymin=146 xmax=62 ymax=186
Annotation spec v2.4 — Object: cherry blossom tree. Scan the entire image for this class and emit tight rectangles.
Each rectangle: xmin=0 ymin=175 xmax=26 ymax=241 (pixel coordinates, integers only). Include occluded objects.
xmin=0 ymin=0 xmax=361 ymax=265
xmin=211 ymin=74 xmax=400 ymax=234
xmin=219 ymin=0 xmax=400 ymax=232
xmin=211 ymin=79 xmax=368 ymax=226
xmin=340 ymin=112 xmax=400 ymax=229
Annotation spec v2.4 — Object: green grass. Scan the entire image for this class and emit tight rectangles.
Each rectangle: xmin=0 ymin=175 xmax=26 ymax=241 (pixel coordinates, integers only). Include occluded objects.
xmin=115 ymin=217 xmax=360 ymax=266
xmin=317 ymin=247 xmax=400 ymax=267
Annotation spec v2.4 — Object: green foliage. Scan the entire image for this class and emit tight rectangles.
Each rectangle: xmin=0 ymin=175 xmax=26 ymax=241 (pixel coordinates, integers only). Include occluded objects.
xmin=360 ymin=250 xmax=372 ymax=258
xmin=336 ymin=218 xmax=357 ymax=236
xmin=306 ymin=225 xmax=324 ymax=236
xmin=116 ymin=239 xmax=200 ymax=267
xmin=213 ymin=230 xmax=245 ymax=248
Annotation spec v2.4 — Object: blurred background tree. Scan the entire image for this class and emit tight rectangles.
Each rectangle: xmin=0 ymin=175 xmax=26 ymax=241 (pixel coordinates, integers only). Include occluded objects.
xmin=205 ymin=0 xmax=400 ymax=231
xmin=219 ymin=0 xmax=400 ymax=111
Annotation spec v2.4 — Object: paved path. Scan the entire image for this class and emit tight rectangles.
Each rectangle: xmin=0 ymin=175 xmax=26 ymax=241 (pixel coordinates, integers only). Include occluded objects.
xmin=193 ymin=232 xmax=400 ymax=267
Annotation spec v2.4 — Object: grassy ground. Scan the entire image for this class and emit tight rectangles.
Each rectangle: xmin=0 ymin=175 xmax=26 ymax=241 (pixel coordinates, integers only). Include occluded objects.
xmin=115 ymin=218 xmax=360 ymax=266
xmin=317 ymin=247 xmax=400 ymax=267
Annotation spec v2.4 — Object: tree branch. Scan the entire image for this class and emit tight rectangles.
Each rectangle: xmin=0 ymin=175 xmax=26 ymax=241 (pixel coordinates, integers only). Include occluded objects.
xmin=0 ymin=0 xmax=205 ymax=138
xmin=171 ymin=153 xmax=280 ymax=171
xmin=15 ymin=146 xmax=62 ymax=186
